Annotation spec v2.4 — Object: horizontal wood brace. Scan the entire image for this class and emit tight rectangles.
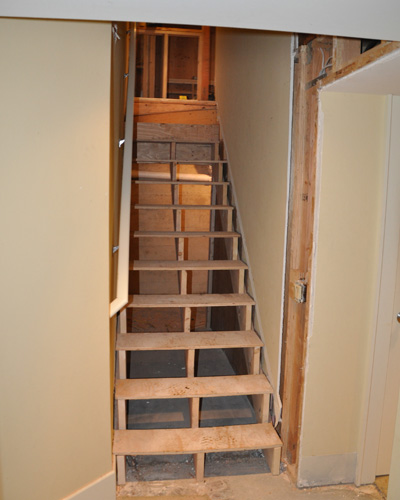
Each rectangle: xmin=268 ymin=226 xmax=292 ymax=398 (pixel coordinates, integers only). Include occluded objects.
xmin=115 ymin=374 xmax=272 ymax=400
xmin=134 ymin=180 xmax=229 ymax=186
xmin=134 ymin=204 xmax=233 ymax=211
xmin=116 ymin=330 xmax=263 ymax=351
xmin=132 ymin=231 xmax=240 ymax=238
xmin=135 ymin=159 xmax=227 ymax=164
xmin=127 ymin=293 xmax=255 ymax=308
xmin=130 ymin=260 xmax=247 ymax=271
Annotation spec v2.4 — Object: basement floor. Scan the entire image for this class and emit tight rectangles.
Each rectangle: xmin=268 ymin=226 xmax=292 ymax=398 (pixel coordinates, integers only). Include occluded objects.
xmin=117 ymin=472 xmax=384 ymax=499
xmin=119 ymin=348 xmax=385 ymax=499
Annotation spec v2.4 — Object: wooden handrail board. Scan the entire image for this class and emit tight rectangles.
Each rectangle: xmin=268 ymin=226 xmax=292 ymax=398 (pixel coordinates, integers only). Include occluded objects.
xmin=134 ymin=180 xmax=229 ymax=186
xmin=135 ymin=123 xmax=220 ymax=143
xmin=127 ymin=293 xmax=255 ymax=308
xmin=116 ymin=331 xmax=263 ymax=351
xmin=133 ymin=231 xmax=240 ymax=238
xmin=113 ymin=423 xmax=282 ymax=455
xmin=115 ymin=374 xmax=272 ymax=400
xmin=130 ymin=260 xmax=247 ymax=271
xmin=134 ymin=204 xmax=233 ymax=211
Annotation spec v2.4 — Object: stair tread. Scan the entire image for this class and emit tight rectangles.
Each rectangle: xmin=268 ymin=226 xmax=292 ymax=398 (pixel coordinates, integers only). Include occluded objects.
xmin=134 ymin=180 xmax=229 ymax=186
xmin=134 ymin=204 xmax=233 ymax=210
xmin=113 ymin=423 xmax=282 ymax=455
xmin=116 ymin=331 xmax=263 ymax=351
xmin=131 ymin=260 xmax=247 ymax=271
xmin=115 ymin=374 xmax=272 ymax=400
xmin=133 ymin=231 xmax=240 ymax=238
xmin=136 ymin=159 xmax=227 ymax=164
xmin=127 ymin=293 xmax=255 ymax=308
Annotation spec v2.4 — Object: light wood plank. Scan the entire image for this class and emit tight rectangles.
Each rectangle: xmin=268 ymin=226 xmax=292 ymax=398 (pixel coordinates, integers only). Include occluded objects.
xmin=136 ymin=123 xmax=220 ymax=143
xmin=113 ymin=422 xmax=282 ymax=455
xmin=133 ymin=230 xmax=240 ymax=238
xmin=127 ymin=293 xmax=255 ymax=308
xmin=134 ymin=180 xmax=229 ymax=186
xmin=135 ymin=159 xmax=227 ymax=164
xmin=116 ymin=330 xmax=263 ymax=351
xmin=115 ymin=374 xmax=272 ymax=400
xmin=130 ymin=260 xmax=248 ymax=271
xmin=134 ymin=203 xmax=233 ymax=210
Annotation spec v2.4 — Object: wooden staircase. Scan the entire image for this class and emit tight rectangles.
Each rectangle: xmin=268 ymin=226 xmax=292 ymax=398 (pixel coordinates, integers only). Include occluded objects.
xmin=114 ymin=103 xmax=282 ymax=484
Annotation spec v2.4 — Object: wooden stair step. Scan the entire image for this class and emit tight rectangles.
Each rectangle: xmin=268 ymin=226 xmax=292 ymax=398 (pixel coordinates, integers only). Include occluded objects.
xmin=116 ymin=330 xmax=263 ymax=351
xmin=113 ymin=423 xmax=282 ymax=456
xmin=115 ymin=374 xmax=272 ymax=400
xmin=134 ymin=204 xmax=233 ymax=211
xmin=127 ymin=293 xmax=255 ymax=308
xmin=130 ymin=260 xmax=247 ymax=271
xmin=135 ymin=160 xmax=227 ymax=164
xmin=134 ymin=180 xmax=229 ymax=186
xmin=133 ymin=231 xmax=240 ymax=238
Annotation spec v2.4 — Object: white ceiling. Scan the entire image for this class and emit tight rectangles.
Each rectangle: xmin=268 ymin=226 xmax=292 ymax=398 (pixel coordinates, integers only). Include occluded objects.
xmin=324 ymin=49 xmax=400 ymax=96
xmin=2 ymin=0 xmax=400 ymax=41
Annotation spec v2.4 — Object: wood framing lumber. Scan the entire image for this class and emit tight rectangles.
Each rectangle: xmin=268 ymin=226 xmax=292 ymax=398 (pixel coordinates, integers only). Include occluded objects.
xmin=115 ymin=374 xmax=272 ymax=400
xmin=113 ymin=423 xmax=282 ymax=455
xmin=126 ymin=293 xmax=255 ymax=308
xmin=116 ymin=330 xmax=263 ymax=351
xmin=130 ymin=260 xmax=247 ymax=271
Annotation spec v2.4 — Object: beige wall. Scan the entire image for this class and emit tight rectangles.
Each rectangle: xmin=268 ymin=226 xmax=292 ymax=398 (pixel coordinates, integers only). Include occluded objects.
xmin=298 ymin=93 xmax=387 ymax=486
xmin=215 ymin=29 xmax=292 ymax=389
xmin=0 ymin=19 xmax=113 ymax=500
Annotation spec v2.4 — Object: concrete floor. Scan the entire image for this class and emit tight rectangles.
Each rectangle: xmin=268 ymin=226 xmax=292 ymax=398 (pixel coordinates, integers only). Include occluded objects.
xmin=122 ymin=350 xmax=385 ymax=499
xmin=117 ymin=472 xmax=384 ymax=499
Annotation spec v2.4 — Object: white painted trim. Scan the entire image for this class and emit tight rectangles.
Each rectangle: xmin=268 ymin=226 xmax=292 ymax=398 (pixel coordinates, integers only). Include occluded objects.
xmin=298 ymin=453 xmax=357 ymax=487
xmin=62 ymin=470 xmax=116 ymax=500
xmin=356 ymin=95 xmax=400 ymax=485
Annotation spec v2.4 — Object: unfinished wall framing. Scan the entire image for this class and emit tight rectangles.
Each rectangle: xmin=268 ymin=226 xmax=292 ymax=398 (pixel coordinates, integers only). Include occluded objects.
xmin=280 ymin=37 xmax=400 ymax=483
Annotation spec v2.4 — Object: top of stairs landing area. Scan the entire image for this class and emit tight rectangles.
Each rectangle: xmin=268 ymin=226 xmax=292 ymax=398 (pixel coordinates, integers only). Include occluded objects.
xmin=134 ymin=97 xmax=218 ymax=126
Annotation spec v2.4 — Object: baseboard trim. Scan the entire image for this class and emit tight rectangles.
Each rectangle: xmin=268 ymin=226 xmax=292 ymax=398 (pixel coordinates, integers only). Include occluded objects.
xmin=62 ymin=470 xmax=115 ymax=500
xmin=298 ymin=453 xmax=357 ymax=488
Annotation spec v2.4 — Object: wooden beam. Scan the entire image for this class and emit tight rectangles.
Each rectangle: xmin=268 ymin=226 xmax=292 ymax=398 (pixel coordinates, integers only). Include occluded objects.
xmin=148 ymin=35 xmax=156 ymax=98
xmin=280 ymin=43 xmax=319 ymax=470
xmin=199 ymin=27 xmax=211 ymax=101
xmin=162 ymin=34 xmax=169 ymax=99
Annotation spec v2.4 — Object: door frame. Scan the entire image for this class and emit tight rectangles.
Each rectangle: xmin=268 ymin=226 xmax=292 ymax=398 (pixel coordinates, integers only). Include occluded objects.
xmin=356 ymin=95 xmax=400 ymax=485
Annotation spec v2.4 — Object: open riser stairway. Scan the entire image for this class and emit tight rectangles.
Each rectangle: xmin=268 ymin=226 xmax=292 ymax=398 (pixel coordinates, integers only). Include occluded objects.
xmin=114 ymin=106 xmax=282 ymax=484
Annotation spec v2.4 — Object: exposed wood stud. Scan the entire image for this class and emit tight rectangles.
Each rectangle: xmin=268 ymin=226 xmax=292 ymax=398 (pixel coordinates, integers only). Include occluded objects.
xmin=162 ymin=34 xmax=169 ymax=98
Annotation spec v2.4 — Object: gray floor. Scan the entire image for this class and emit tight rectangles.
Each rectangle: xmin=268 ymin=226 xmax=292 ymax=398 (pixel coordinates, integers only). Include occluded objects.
xmin=121 ymin=350 xmax=384 ymax=499
xmin=118 ymin=472 xmax=384 ymax=499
